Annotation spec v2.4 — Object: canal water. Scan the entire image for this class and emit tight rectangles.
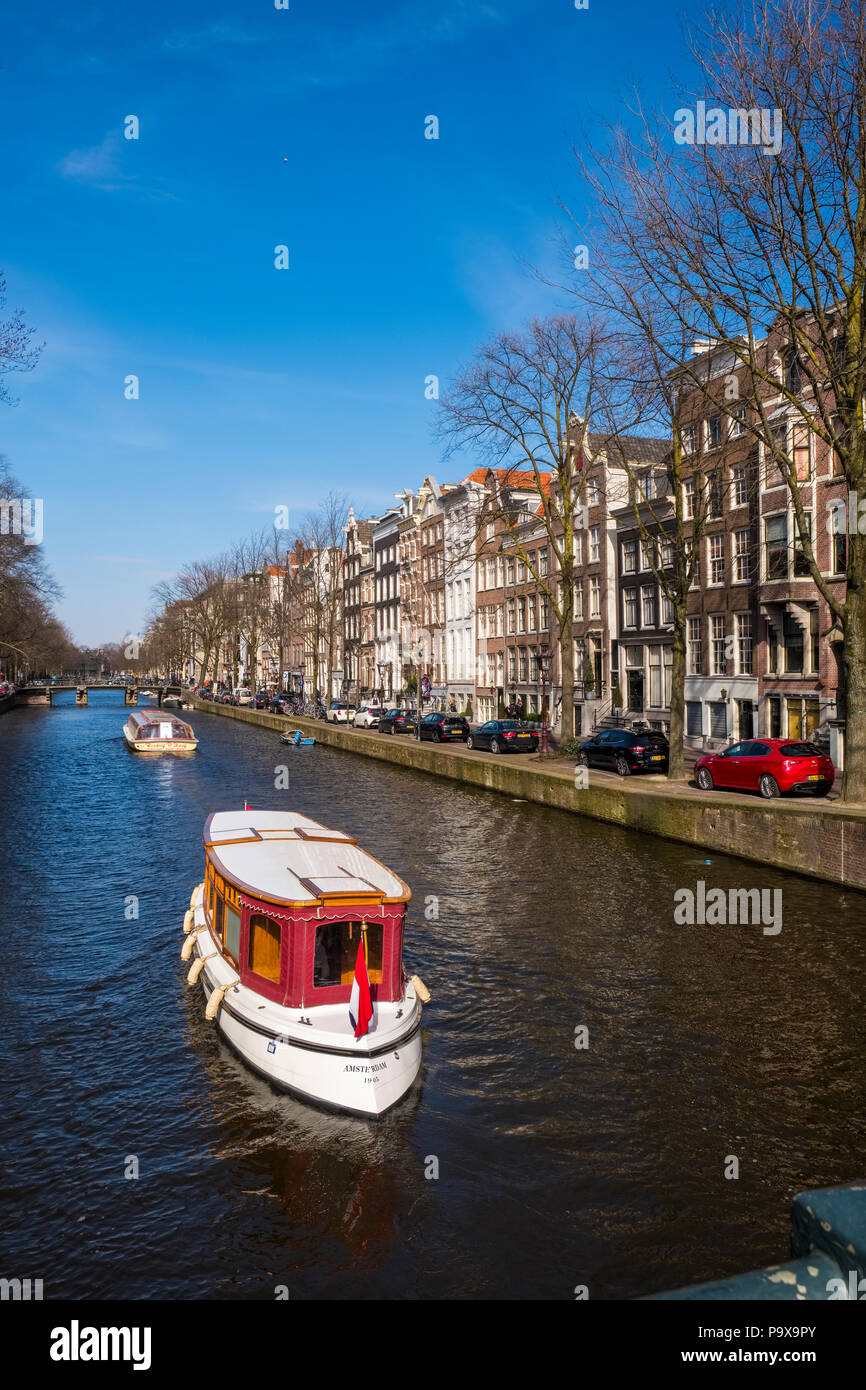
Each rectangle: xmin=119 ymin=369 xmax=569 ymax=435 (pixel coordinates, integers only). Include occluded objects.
xmin=1 ymin=692 xmax=864 ymax=1300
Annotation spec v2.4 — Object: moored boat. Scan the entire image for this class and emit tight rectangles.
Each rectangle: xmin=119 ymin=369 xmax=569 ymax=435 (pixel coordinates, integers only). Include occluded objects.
xmin=182 ymin=809 xmax=428 ymax=1116
xmin=123 ymin=709 xmax=198 ymax=752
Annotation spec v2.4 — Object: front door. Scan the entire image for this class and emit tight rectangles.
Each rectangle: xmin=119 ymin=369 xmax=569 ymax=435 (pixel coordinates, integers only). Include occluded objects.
xmin=787 ymin=698 xmax=803 ymax=738
xmin=628 ymin=670 xmax=644 ymax=712
xmin=737 ymin=700 xmax=754 ymax=739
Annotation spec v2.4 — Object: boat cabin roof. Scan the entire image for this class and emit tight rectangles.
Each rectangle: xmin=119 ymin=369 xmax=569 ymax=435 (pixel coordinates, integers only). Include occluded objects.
xmin=127 ymin=710 xmax=194 ymax=734
xmin=204 ymin=809 xmax=411 ymax=909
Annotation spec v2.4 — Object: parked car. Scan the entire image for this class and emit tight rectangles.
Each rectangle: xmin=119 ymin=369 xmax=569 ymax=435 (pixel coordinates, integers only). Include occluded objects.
xmin=327 ymin=701 xmax=357 ymax=723
xmin=218 ymin=690 xmax=233 ymax=704
xmin=419 ymin=712 xmax=470 ymax=743
xmin=695 ymin=739 xmax=835 ymax=799
xmin=268 ymin=694 xmax=289 ymax=714
xmin=577 ymin=728 xmax=669 ymax=776
xmin=466 ymin=719 xmax=539 ymax=754
xmin=252 ymin=689 xmax=270 ymax=709
xmin=235 ymin=688 xmax=253 ymax=706
xmin=379 ymin=708 xmax=418 ymax=735
xmin=352 ymin=703 xmax=383 ymax=729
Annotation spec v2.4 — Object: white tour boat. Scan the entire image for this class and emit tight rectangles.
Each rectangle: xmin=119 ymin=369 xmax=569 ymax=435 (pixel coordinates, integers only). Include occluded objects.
xmin=182 ymin=809 xmax=428 ymax=1117
xmin=123 ymin=709 xmax=198 ymax=752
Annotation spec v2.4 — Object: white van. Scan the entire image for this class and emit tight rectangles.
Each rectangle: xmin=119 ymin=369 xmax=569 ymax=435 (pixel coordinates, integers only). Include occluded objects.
xmin=236 ymin=688 xmax=253 ymax=706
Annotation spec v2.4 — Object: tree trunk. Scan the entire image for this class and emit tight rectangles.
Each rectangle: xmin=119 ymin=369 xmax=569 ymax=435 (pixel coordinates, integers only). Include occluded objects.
xmin=668 ymin=601 xmax=688 ymax=782
xmin=559 ymin=604 xmax=575 ymax=741
xmin=842 ymin=570 xmax=866 ymax=802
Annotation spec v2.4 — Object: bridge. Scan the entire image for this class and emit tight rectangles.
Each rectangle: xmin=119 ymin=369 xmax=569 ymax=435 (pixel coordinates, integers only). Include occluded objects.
xmin=15 ymin=685 xmax=182 ymax=708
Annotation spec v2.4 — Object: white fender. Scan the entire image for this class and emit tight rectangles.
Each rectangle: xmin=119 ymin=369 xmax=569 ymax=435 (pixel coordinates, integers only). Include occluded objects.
xmin=205 ymin=980 xmax=235 ymax=1021
xmin=187 ymin=953 xmax=217 ymax=986
xmin=180 ymin=925 xmax=207 ymax=962
xmin=189 ymin=882 xmax=204 ymax=910
xmin=182 ymin=908 xmax=195 ymax=935
xmin=408 ymin=973 xmax=431 ymax=1003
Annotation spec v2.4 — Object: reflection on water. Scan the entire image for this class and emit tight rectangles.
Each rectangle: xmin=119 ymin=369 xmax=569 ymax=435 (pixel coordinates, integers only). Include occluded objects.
xmin=0 ymin=691 xmax=864 ymax=1299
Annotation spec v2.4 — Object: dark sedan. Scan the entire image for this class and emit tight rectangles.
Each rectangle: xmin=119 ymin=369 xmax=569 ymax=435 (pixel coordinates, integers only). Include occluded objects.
xmin=578 ymin=728 xmax=669 ymax=776
xmin=379 ymin=708 xmax=418 ymax=735
xmin=419 ymin=712 xmax=470 ymax=743
xmin=466 ymin=720 xmax=539 ymax=753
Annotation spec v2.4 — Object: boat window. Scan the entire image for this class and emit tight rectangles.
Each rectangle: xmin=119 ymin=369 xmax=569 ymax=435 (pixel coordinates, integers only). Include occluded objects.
xmin=313 ymin=921 xmax=383 ymax=988
xmin=214 ymin=891 xmax=225 ymax=941
xmin=248 ymin=913 xmax=281 ymax=982
xmin=224 ymin=903 xmax=241 ymax=963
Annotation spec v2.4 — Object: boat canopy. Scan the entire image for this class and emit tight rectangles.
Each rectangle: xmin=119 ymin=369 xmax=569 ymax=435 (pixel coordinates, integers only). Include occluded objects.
xmin=127 ymin=710 xmax=195 ymax=739
xmin=203 ymin=810 xmax=410 ymax=908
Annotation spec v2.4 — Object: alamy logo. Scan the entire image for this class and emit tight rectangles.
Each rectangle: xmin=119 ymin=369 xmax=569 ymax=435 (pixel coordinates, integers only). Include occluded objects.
xmin=0 ymin=1277 xmax=43 ymax=1300
xmin=673 ymin=880 xmax=782 ymax=935
xmin=0 ymin=497 xmax=43 ymax=545
xmin=49 ymin=1320 xmax=152 ymax=1372
xmin=673 ymin=101 xmax=783 ymax=156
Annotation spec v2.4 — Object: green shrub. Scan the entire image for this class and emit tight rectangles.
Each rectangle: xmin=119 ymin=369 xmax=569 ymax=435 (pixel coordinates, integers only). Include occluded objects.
xmin=559 ymin=738 xmax=584 ymax=758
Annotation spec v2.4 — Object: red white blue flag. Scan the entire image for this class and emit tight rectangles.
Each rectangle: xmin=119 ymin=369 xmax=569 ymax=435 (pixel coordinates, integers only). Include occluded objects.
xmin=244 ymin=800 xmax=252 ymax=810
xmin=349 ymin=936 xmax=373 ymax=1039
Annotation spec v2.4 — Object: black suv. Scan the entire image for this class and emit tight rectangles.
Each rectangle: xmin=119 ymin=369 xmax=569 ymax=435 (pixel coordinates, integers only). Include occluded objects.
xmin=577 ymin=728 xmax=669 ymax=776
xmin=379 ymin=708 xmax=418 ymax=735
xmin=419 ymin=712 xmax=470 ymax=743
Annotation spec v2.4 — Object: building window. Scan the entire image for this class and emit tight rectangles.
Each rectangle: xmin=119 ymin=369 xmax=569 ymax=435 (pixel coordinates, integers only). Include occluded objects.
xmin=507 ymin=599 xmax=515 ymax=633
xmin=660 ymin=538 xmax=674 ymax=568
xmin=641 ymin=584 xmax=656 ymax=626
xmin=708 ymin=472 xmax=723 ymax=517
xmin=517 ymin=597 xmax=526 ymax=633
xmin=732 ymin=464 xmax=748 ymax=507
xmin=575 ymin=584 xmax=584 ymax=620
xmin=729 ymin=406 xmax=747 ymax=439
xmin=624 ymin=587 xmax=638 ymax=627
xmin=783 ymin=613 xmax=804 ymax=673
xmin=683 ymin=477 xmax=696 ymax=519
xmin=711 ymin=615 xmax=727 ymax=676
xmin=507 ymin=558 xmax=515 ymax=585
xmin=589 ymin=576 xmax=601 ymax=618
xmin=707 ymin=415 xmax=723 ymax=449
xmin=587 ymin=476 xmax=600 ymax=505
xmin=540 ymin=549 xmax=548 ymax=576
xmin=589 ymin=525 xmax=601 ymax=564
xmin=640 ymin=538 xmax=652 ymax=571
xmin=688 ymin=616 xmax=702 ymax=675
xmin=519 ymin=647 xmax=528 ymax=682
xmin=792 ymin=423 xmax=812 ymax=481
xmin=765 ymin=515 xmax=788 ymax=579
xmin=708 ymin=533 xmax=725 ymax=584
xmin=508 ymin=648 xmax=516 ymax=681
xmin=784 ymin=348 xmax=803 ymax=393
xmin=661 ymin=592 xmax=674 ymax=625
xmin=686 ymin=700 xmax=702 ymax=736
xmin=794 ymin=512 xmax=812 ymax=577
xmin=734 ymin=528 xmax=751 ymax=582
xmin=736 ymin=613 xmax=753 ymax=675
xmin=769 ymin=695 xmax=782 ymax=737
xmin=648 ymin=646 xmax=672 ymax=707
xmin=516 ymin=560 xmax=526 ymax=583
xmin=622 ymin=539 xmax=637 ymax=573
xmin=682 ymin=422 xmax=698 ymax=455
xmin=540 ymin=595 xmax=549 ymax=629
xmin=685 ymin=537 xmax=698 ymax=588
xmin=834 ymin=529 xmax=847 ymax=575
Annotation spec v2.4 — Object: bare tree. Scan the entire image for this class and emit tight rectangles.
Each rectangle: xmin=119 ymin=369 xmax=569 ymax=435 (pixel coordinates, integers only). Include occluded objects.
xmin=436 ymin=314 xmax=630 ymax=740
xmin=0 ymin=273 xmax=42 ymax=406
xmin=577 ymin=0 xmax=866 ymax=799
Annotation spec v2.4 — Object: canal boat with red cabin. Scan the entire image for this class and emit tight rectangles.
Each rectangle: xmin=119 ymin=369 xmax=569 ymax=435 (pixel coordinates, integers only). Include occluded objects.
xmin=182 ymin=809 xmax=427 ymax=1116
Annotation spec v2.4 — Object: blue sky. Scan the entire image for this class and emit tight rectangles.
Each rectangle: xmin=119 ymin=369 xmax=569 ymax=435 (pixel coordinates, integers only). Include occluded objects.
xmin=1 ymin=0 xmax=690 ymax=644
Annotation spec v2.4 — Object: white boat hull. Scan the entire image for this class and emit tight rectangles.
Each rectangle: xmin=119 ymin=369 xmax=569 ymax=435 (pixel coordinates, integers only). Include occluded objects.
xmin=187 ymin=890 xmax=422 ymax=1117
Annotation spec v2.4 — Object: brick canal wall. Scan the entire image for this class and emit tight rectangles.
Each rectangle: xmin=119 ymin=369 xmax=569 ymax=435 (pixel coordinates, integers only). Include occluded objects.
xmin=188 ymin=697 xmax=866 ymax=893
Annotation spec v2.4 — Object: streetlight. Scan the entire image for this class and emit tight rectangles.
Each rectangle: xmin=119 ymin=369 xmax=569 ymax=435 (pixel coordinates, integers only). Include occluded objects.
xmin=536 ymin=643 xmax=551 ymax=755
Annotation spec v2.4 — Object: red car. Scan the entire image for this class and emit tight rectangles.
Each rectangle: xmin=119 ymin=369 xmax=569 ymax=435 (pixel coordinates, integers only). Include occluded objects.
xmin=695 ymin=738 xmax=835 ymax=799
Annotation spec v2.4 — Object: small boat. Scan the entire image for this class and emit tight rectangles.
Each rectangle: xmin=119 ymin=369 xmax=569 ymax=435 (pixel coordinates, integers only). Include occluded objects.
xmin=280 ymin=731 xmax=316 ymax=746
xmin=182 ymin=809 xmax=428 ymax=1116
xmin=123 ymin=709 xmax=198 ymax=752
xmin=139 ymin=689 xmax=155 ymax=698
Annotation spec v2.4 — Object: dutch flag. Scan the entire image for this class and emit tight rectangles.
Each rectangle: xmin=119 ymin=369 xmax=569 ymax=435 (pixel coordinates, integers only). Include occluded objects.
xmin=349 ymin=935 xmax=373 ymax=1040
